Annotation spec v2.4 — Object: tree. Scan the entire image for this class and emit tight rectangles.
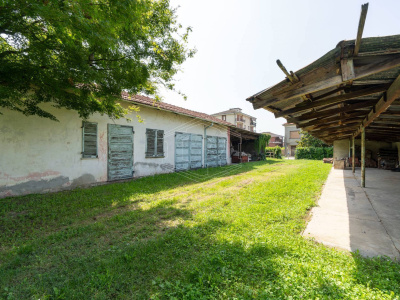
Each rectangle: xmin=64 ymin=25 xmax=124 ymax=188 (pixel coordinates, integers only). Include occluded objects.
xmin=0 ymin=1 xmax=194 ymax=120
xmin=297 ymin=130 xmax=329 ymax=147
xmin=254 ymin=134 xmax=270 ymax=160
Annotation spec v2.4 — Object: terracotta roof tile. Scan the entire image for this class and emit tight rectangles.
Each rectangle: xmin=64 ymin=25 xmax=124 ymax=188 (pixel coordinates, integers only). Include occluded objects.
xmin=120 ymin=92 xmax=234 ymax=127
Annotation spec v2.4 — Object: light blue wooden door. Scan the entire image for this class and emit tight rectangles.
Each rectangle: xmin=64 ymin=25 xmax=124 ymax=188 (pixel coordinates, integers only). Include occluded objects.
xmin=108 ymin=124 xmax=134 ymax=180
xmin=175 ymin=132 xmax=203 ymax=171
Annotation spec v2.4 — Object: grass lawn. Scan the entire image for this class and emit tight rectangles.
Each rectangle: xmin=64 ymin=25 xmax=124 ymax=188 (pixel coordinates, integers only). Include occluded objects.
xmin=1 ymin=159 xmax=399 ymax=299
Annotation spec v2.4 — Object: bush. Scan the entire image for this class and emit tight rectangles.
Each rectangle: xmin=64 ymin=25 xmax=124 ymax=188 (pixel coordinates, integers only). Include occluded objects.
xmin=265 ymin=146 xmax=282 ymax=159
xmin=275 ymin=146 xmax=282 ymax=159
xmin=295 ymin=147 xmax=333 ymax=160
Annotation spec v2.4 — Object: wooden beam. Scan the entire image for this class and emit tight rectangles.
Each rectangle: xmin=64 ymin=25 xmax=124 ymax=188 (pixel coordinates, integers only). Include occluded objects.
xmin=295 ymin=100 xmax=377 ymax=122
xmin=305 ymin=119 xmax=362 ymax=131
xmin=254 ymin=54 xmax=400 ymax=110
xmin=361 ymin=127 xmax=365 ymax=187
xmin=353 ymin=73 xmax=400 ymax=137
xmin=276 ymin=59 xmax=299 ymax=84
xmin=341 ymin=58 xmax=355 ymax=81
xmin=275 ymin=84 xmax=387 ymax=118
xmin=354 ymin=3 xmax=369 ymax=56
xmin=296 ymin=111 xmax=367 ymax=127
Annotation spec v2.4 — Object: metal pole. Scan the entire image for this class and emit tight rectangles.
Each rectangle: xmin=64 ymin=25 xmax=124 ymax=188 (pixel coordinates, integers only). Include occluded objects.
xmin=352 ymin=137 xmax=355 ymax=173
xmin=361 ymin=127 xmax=365 ymax=187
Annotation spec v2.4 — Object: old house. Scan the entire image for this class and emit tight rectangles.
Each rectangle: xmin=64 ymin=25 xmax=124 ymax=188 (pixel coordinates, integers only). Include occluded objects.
xmin=0 ymin=94 xmax=239 ymax=198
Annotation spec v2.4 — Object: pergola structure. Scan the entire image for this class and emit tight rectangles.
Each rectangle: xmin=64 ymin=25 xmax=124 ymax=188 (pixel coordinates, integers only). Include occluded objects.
xmin=247 ymin=3 xmax=400 ymax=187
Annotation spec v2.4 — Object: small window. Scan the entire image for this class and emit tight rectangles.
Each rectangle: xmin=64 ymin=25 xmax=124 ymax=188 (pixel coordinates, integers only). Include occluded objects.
xmin=290 ymin=130 xmax=300 ymax=139
xmin=146 ymin=129 xmax=164 ymax=157
xmin=82 ymin=121 xmax=98 ymax=158
xmin=222 ymin=115 xmax=226 ymax=121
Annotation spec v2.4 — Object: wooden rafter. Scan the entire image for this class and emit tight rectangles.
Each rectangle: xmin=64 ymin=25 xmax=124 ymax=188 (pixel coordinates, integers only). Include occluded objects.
xmin=353 ymin=73 xmax=400 ymax=137
xmin=253 ymin=54 xmax=400 ymax=109
xmin=274 ymin=84 xmax=387 ymax=118
xmin=294 ymin=100 xmax=378 ymax=122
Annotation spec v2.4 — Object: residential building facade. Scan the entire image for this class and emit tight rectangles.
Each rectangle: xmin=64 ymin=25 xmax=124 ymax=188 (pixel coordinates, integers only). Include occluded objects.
xmin=283 ymin=123 xmax=301 ymax=156
xmin=212 ymin=108 xmax=257 ymax=132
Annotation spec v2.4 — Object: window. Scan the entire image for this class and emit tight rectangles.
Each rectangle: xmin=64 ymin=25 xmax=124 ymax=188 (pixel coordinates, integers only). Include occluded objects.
xmin=290 ymin=130 xmax=300 ymax=139
xmin=222 ymin=115 xmax=226 ymax=121
xmin=146 ymin=129 xmax=164 ymax=157
xmin=82 ymin=121 xmax=98 ymax=158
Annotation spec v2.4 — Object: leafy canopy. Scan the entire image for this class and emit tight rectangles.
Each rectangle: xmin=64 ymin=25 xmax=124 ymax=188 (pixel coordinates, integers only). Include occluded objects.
xmin=0 ymin=0 xmax=194 ymax=120
xmin=297 ymin=130 xmax=329 ymax=148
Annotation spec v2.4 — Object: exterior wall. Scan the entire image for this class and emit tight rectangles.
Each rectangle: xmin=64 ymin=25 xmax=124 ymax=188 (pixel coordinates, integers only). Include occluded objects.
xmin=284 ymin=124 xmax=301 ymax=156
xmin=333 ymin=139 xmax=350 ymax=159
xmin=268 ymin=136 xmax=283 ymax=147
xmin=0 ymin=102 xmax=229 ymax=198
xmin=225 ymin=114 xmax=236 ymax=126
xmin=354 ymin=140 xmax=394 ymax=161
xmin=213 ymin=112 xmax=256 ymax=132
xmin=334 ymin=139 xmax=396 ymax=161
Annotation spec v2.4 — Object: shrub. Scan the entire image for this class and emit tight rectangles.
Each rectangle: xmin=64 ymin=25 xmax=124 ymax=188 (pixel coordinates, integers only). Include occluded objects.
xmin=275 ymin=146 xmax=282 ymax=159
xmin=295 ymin=147 xmax=333 ymax=160
xmin=265 ymin=146 xmax=282 ymax=159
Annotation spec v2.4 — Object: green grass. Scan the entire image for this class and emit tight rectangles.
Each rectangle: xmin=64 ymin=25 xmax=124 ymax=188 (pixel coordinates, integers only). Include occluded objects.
xmin=0 ymin=160 xmax=399 ymax=299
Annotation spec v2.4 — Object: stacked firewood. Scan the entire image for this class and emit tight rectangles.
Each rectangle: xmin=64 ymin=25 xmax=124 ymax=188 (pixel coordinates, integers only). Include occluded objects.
xmin=378 ymin=148 xmax=398 ymax=170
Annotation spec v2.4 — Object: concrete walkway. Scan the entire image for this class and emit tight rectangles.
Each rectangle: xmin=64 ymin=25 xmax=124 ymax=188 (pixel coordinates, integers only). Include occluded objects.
xmin=303 ymin=167 xmax=400 ymax=259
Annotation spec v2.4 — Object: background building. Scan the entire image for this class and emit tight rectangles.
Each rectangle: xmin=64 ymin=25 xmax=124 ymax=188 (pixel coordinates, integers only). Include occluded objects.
xmin=283 ymin=123 xmax=301 ymax=156
xmin=262 ymin=132 xmax=284 ymax=147
xmin=212 ymin=108 xmax=257 ymax=132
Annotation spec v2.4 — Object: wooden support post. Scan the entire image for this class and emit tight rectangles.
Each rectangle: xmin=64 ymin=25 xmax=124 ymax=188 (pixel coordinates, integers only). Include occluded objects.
xmin=361 ymin=127 xmax=366 ymax=187
xmin=352 ymin=137 xmax=355 ymax=173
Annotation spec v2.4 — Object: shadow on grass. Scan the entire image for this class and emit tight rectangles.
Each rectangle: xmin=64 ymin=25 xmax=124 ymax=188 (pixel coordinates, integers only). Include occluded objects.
xmin=0 ymin=160 xmax=282 ymax=247
xmin=1 ymin=160 xmax=394 ymax=299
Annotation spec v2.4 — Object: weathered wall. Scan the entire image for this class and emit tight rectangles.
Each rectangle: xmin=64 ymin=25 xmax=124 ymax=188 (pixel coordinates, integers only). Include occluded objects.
xmin=0 ymin=102 xmax=229 ymax=198
xmin=354 ymin=140 xmax=393 ymax=160
xmin=333 ymin=139 xmax=350 ymax=159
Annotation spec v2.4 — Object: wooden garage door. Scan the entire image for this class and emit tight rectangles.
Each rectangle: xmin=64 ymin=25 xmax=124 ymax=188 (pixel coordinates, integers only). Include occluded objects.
xmin=108 ymin=124 xmax=134 ymax=181
xmin=175 ymin=132 xmax=203 ymax=171
xmin=206 ymin=136 xmax=227 ymax=167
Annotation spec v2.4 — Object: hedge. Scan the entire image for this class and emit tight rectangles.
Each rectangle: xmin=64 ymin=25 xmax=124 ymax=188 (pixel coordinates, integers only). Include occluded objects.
xmin=265 ymin=146 xmax=282 ymax=159
xmin=295 ymin=147 xmax=333 ymax=160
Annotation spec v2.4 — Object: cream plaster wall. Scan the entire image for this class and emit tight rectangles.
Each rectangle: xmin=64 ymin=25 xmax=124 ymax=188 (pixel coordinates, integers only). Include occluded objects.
xmin=0 ymin=102 xmax=229 ymax=197
xmin=333 ymin=139 xmax=350 ymax=159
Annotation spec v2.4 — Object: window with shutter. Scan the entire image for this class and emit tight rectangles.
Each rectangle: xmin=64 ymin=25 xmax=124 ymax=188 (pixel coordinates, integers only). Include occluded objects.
xmin=146 ymin=129 xmax=164 ymax=157
xmin=82 ymin=122 xmax=98 ymax=158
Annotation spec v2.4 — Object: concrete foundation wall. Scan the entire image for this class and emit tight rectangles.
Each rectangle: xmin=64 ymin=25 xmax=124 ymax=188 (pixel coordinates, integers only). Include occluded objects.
xmin=0 ymin=102 xmax=229 ymax=198
xmin=333 ymin=139 xmax=350 ymax=159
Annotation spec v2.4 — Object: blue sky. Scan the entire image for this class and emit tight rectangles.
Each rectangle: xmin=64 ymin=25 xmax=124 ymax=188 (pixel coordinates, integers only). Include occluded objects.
xmin=162 ymin=0 xmax=400 ymax=135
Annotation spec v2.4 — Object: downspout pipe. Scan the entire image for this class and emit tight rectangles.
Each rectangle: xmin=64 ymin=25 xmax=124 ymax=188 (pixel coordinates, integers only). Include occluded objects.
xmin=204 ymin=123 xmax=214 ymax=167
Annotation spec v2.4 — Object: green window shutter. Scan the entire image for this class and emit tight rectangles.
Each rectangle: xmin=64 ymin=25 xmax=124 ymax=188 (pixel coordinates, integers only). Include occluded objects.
xmin=156 ymin=130 xmax=164 ymax=156
xmin=82 ymin=122 xmax=97 ymax=158
xmin=146 ymin=129 xmax=164 ymax=157
xmin=146 ymin=129 xmax=156 ymax=157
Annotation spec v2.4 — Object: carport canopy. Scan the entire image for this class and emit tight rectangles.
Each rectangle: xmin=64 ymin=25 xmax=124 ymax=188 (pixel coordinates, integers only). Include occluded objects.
xmin=246 ymin=4 xmax=400 ymax=187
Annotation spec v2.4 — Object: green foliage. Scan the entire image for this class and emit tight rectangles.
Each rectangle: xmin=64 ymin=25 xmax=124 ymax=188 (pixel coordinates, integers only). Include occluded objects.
xmin=254 ymin=134 xmax=270 ymax=160
xmin=265 ymin=146 xmax=282 ymax=159
xmin=1 ymin=161 xmax=399 ymax=298
xmin=295 ymin=147 xmax=334 ymax=160
xmin=297 ymin=131 xmax=330 ymax=148
xmin=274 ymin=146 xmax=282 ymax=159
xmin=0 ymin=1 xmax=194 ymax=120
